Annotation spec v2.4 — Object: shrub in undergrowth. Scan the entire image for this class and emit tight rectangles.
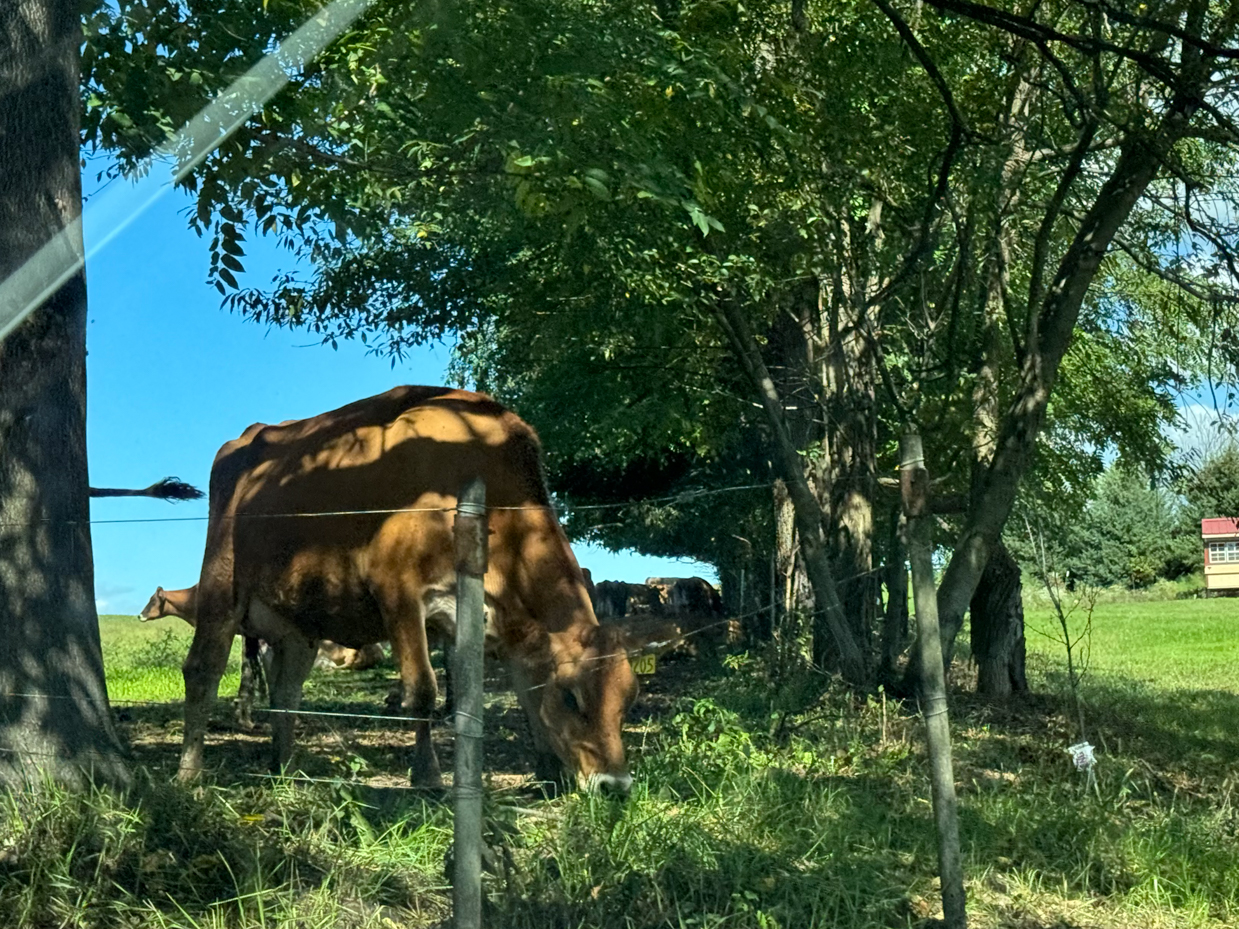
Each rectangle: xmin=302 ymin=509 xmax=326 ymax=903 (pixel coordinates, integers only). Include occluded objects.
xmin=635 ymin=697 xmax=780 ymax=795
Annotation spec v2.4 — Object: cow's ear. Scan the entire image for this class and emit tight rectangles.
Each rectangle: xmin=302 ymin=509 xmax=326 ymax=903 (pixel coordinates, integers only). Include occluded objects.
xmin=156 ymin=586 xmax=165 ymax=596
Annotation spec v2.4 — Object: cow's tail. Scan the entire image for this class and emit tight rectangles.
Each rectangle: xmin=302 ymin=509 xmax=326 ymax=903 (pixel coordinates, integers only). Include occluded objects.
xmin=89 ymin=477 xmax=204 ymax=502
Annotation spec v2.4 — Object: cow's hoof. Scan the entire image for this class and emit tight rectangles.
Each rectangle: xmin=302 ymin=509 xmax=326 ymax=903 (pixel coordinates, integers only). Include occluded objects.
xmin=410 ymin=755 xmax=443 ymax=789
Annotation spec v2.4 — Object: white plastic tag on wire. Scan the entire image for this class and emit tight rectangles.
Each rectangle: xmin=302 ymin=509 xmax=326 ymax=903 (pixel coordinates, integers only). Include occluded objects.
xmin=1067 ymin=740 xmax=1099 ymax=796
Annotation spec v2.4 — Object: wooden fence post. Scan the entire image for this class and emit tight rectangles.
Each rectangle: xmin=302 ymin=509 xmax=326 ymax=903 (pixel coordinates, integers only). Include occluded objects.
xmin=453 ymin=477 xmax=487 ymax=929
xmin=900 ymin=431 xmax=967 ymax=929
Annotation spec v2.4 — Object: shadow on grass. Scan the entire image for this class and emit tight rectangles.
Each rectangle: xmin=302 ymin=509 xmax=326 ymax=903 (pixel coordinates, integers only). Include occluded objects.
xmin=491 ymin=768 xmax=932 ymax=929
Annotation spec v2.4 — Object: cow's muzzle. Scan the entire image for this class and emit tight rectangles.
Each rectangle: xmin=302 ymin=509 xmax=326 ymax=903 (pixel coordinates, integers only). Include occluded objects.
xmin=582 ymin=770 xmax=633 ymax=797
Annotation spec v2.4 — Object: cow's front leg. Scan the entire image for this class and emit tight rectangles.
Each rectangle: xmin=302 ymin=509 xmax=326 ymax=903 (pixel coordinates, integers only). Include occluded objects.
xmin=266 ymin=634 xmax=318 ymax=771
xmin=179 ymin=611 xmax=237 ymax=781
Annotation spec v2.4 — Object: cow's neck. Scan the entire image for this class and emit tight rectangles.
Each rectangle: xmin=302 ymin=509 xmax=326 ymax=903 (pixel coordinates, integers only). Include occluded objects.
xmin=503 ymin=522 xmax=598 ymax=635
xmin=163 ymin=587 xmax=196 ymax=620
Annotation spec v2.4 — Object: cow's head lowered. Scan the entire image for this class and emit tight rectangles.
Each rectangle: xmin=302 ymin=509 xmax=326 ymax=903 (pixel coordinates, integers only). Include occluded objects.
xmin=522 ymin=622 xmax=639 ymax=795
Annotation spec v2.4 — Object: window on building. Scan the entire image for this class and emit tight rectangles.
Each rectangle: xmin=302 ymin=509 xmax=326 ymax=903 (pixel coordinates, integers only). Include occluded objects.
xmin=1209 ymin=541 xmax=1239 ymax=563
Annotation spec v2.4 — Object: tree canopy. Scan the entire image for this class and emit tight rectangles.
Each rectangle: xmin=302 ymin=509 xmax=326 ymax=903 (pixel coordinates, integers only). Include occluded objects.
xmin=83 ymin=0 xmax=1239 ymax=684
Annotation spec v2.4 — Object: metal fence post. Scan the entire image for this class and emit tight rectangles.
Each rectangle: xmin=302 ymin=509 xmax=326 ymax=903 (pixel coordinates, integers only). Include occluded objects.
xmin=900 ymin=431 xmax=967 ymax=929
xmin=453 ymin=477 xmax=487 ymax=929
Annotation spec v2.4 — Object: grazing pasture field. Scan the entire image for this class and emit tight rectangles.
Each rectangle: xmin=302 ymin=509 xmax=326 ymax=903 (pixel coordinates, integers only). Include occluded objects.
xmin=1 ymin=604 xmax=1236 ymax=928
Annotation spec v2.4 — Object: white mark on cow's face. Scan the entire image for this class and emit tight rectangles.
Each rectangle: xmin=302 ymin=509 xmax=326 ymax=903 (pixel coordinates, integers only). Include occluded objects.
xmin=583 ymin=770 xmax=633 ymax=796
xmin=138 ymin=588 xmax=166 ymax=621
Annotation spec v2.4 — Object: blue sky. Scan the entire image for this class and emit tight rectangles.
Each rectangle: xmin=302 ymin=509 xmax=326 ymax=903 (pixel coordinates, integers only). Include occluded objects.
xmin=82 ymin=168 xmax=714 ymax=615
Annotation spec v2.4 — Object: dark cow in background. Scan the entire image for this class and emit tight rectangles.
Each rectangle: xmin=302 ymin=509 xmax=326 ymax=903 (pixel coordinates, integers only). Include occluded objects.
xmin=646 ymin=576 xmax=724 ymax=618
xmin=584 ymin=575 xmax=733 ymax=657
xmin=592 ymin=581 xmax=662 ymax=620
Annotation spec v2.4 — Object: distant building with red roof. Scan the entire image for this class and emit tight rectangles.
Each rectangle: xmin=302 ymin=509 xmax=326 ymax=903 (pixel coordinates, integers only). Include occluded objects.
xmin=1202 ymin=518 xmax=1239 ymax=593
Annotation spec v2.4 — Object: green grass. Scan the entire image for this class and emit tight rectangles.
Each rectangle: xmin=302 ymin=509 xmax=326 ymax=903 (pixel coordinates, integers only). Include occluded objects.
xmin=99 ymin=615 xmax=244 ymax=706
xmin=1024 ymin=598 xmax=1239 ymax=692
xmin=2 ymin=603 xmax=1237 ymax=928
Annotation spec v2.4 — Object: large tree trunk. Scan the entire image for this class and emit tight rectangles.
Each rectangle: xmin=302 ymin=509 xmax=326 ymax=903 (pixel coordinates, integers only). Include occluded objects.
xmin=821 ymin=325 xmax=878 ymax=668
xmin=0 ymin=1 xmax=127 ymax=785
xmin=932 ymin=101 xmax=1197 ymax=669
xmin=969 ymin=542 xmax=1027 ymax=699
xmin=814 ymin=206 xmax=884 ymax=669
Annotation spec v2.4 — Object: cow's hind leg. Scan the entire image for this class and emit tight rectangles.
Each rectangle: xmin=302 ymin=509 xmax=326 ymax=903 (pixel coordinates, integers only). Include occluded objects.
xmin=179 ymin=605 xmax=239 ymax=780
xmin=234 ymin=636 xmax=266 ymax=730
xmin=266 ymin=634 xmax=318 ymax=772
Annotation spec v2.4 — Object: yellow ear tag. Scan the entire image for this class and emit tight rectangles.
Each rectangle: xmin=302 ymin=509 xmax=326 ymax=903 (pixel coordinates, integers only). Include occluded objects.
xmin=631 ymin=653 xmax=657 ymax=676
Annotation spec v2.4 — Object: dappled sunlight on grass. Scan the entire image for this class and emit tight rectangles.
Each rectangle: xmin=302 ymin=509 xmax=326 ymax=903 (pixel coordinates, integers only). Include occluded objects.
xmin=1 ymin=603 xmax=1235 ymax=927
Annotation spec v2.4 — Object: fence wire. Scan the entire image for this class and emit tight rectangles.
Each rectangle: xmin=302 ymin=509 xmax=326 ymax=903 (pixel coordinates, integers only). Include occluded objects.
xmin=0 ymin=477 xmax=895 ymax=777
xmin=79 ymin=480 xmax=775 ymax=527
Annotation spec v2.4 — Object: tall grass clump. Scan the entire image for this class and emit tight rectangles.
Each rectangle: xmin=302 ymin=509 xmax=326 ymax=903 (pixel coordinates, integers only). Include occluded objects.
xmin=494 ymin=687 xmax=937 ymax=929
xmin=0 ymin=772 xmax=452 ymax=928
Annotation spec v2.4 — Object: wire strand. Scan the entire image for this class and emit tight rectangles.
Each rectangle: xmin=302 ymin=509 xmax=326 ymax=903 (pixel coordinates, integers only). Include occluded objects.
xmin=74 ymin=480 xmax=774 ymax=528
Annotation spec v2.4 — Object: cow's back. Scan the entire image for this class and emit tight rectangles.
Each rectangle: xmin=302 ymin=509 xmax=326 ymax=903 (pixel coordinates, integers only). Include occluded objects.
xmin=207 ymin=387 xmax=563 ymax=645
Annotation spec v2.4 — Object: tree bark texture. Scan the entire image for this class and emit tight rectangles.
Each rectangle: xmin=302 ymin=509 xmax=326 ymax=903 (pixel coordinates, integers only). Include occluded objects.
xmin=713 ymin=297 xmax=867 ymax=684
xmin=969 ymin=541 xmax=1027 ymax=699
xmin=772 ymin=478 xmax=797 ymax=645
xmin=822 ymin=321 xmax=878 ymax=666
xmin=0 ymin=0 xmax=127 ymax=785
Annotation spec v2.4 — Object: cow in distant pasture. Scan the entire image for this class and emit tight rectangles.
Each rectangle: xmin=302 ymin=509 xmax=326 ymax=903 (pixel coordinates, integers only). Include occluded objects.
xmin=140 ymin=585 xmax=270 ymax=730
xmin=592 ymin=580 xmax=662 ymax=619
xmin=588 ymin=575 xmax=734 ymax=657
xmin=646 ymin=576 xmax=725 ymax=618
xmin=647 ymin=576 xmax=738 ymax=652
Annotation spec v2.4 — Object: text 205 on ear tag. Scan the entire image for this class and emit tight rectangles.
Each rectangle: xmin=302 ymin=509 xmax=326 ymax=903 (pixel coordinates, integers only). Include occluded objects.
xmin=631 ymin=653 xmax=656 ymax=675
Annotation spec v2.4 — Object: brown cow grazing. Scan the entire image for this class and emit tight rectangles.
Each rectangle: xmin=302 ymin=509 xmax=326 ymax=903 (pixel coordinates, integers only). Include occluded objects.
xmin=178 ymin=386 xmax=638 ymax=793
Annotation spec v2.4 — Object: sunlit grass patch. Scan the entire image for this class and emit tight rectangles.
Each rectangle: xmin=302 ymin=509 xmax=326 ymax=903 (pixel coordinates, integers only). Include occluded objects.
xmin=99 ymin=615 xmax=244 ymax=705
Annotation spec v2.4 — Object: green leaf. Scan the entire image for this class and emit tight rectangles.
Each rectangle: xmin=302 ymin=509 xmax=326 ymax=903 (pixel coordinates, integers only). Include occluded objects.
xmin=583 ymin=175 xmax=610 ymax=201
